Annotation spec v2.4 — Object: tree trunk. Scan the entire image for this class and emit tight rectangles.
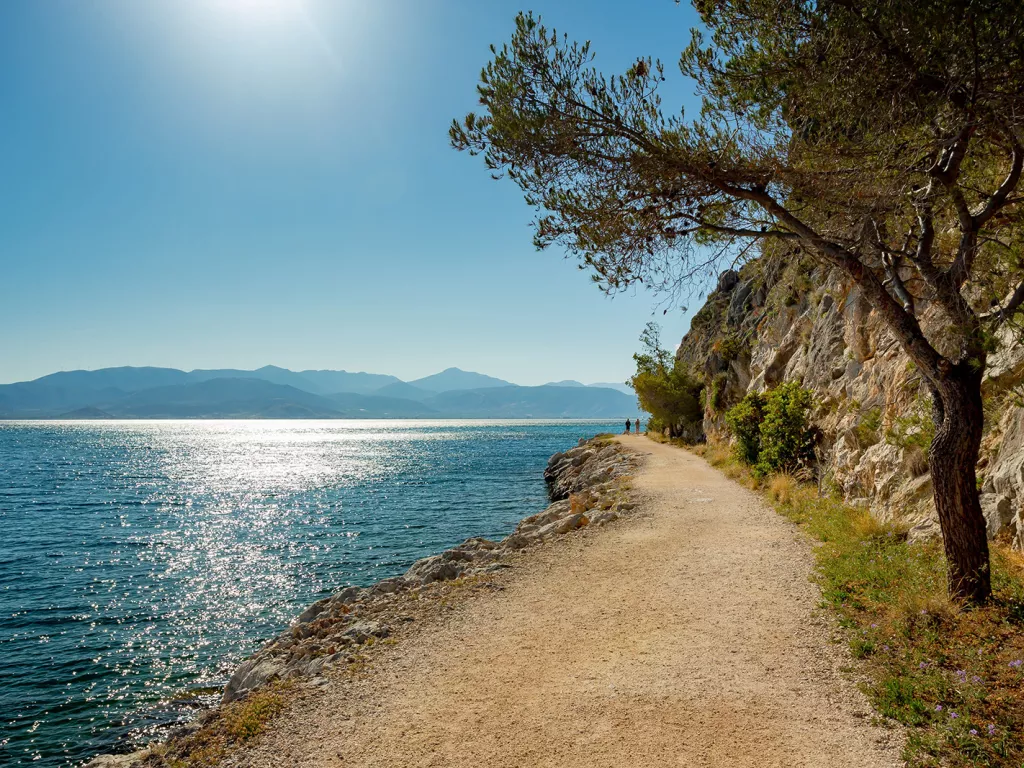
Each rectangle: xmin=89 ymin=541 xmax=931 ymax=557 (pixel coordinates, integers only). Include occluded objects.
xmin=928 ymin=364 xmax=991 ymax=603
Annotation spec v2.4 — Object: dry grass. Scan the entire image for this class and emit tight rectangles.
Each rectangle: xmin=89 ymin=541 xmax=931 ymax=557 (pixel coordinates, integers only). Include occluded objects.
xmin=722 ymin=462 xmax=746 ymax=481
xmin=857 ymin=513 xmax=890 ymax=540
xmin=766 ymin=473 xmax=798 ymax=505
xmin=903 ymin=445 xmax=930 ymax=477
xmin=158 ymin=681 xmax=295 ymax=767
xmin=693 ymin=441 xmax=733 ymax=467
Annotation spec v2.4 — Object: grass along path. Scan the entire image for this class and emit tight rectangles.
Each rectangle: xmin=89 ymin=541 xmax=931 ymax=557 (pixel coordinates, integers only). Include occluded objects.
xmin=691 ymin=439 xmax=1024 ymax=767
xmin=225 ymin=435 xmax=899 ymax=768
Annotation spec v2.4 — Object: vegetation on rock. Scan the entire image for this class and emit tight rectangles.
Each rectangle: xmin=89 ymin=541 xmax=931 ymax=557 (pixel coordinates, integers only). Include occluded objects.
xmin=725 ymin=383 xmax=815 ymax=476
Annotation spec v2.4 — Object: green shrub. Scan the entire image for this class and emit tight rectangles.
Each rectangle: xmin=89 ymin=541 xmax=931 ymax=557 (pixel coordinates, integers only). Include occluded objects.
xmin=855 ymin=406 xmax=882 ymax=447
xmin=725 ymin=391 xmax=765 ymax=464
xmin=725 ymin=383 xmax=814 ymax=476
xmin=630 ymin=323 xmax=705 ymax=440
xmin=756 ymin=383 xmax=815 ymax=476
xmin=886 ymin=398 xmax=935 ymax=453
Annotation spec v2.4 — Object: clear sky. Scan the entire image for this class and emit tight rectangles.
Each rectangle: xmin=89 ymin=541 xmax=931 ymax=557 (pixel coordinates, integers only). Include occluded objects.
xmin=0 ymin=0 xmax=710 ymax=386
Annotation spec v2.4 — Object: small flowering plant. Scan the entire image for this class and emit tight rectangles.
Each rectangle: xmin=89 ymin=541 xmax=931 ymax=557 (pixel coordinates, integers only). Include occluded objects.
xmin=853 ymin=623 xmax=1021 ymax=764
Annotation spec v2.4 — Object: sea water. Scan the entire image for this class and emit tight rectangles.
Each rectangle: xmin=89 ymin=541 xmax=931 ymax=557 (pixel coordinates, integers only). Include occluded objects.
xmin=0 ymin=419 xmax=621 ymax=766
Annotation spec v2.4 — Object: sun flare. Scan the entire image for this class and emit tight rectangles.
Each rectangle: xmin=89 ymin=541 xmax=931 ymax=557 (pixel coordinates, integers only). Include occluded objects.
xmin=210 ymin=0 xmax=300 ymax=24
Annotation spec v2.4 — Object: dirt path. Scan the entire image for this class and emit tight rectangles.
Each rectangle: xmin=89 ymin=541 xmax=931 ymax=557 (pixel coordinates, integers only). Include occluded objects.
xmin=232 ymin=437 xmax=901 ymax=768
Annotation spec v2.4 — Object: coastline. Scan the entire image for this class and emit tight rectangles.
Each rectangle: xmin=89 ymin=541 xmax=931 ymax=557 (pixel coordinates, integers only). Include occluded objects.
xmin=84 ymin=435 xmax=641 ymax=767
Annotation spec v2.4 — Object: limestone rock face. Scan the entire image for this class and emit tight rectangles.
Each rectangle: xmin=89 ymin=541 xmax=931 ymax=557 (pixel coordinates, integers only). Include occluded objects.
xmin=679 ymin=262 xmax=1024 ymax=549
xmin=979 ymin=407 xmax=1024 ymax=547
xmin=544 ymin=441 xmax=637 ymax=500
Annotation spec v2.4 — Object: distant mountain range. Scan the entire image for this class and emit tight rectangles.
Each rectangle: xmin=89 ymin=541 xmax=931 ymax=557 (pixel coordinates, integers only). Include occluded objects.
xmin=0 ymin=366 xmax=638 ymax=420
xmin=543 ymin=380 xmax=633 ymax=395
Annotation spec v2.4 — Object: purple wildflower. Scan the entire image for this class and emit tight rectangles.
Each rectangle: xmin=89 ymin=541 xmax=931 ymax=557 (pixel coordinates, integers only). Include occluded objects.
xmin=1009 ymin=659 xmax=1023 ymax=669
xmin=970 ymin=729 xmax=978 ymax=736
xmin=950 ymin=712 xmax=959 ymax=719
xmin=971 ymin=675 xmax=982 ymax=684
xmin=935 ymin=704 xmax=943 ymax=711
xmin=987 ymin=724 xmax=997 ymax=736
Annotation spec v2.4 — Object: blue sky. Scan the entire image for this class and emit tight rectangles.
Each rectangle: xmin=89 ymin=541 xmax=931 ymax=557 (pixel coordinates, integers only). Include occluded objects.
xmin=0 ymin=0 xmax=709 ymax=386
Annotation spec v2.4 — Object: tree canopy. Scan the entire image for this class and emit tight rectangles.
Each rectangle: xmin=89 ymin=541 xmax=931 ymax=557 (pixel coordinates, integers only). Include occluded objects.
xmin=629 ymin=323 xmax=704 ymax=438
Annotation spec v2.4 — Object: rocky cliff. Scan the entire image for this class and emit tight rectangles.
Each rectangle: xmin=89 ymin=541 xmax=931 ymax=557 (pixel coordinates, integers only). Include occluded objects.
xmin=677 ymin=255 xmax=1024 ymax=550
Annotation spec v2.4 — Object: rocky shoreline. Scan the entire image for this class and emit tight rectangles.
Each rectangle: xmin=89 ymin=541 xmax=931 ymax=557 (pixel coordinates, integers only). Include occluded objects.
xmin=85 ymin=436 xmax=641 ymax=767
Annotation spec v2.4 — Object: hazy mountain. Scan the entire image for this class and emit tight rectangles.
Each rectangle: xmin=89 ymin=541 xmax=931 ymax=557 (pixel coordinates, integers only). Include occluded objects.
xmin=407 ymin=368 xmax=512 ymax=393
xmin=0 ymin=366 xmax=222 ymax=416
xmin=424 ymin=385 xmax=634 ymax=418
xmin=97 ymin=378 xmax=345 ymax=419
xmin=373 ymin=381 xmax=434 ymax=401
xmin=94 ymin=380 xmax=444 ymax=419
xmin=324 ymin=392 xmax=438 ymax=418
xmin=0 ymin=381 xmax=128 ymax=418
xmin=0 ymin=366 xmax=392 ymax=417
xmin=0 ymin=365 xmax=636 ymax=419
xmin=187 ymin=365 xmax=314 ymax=391
xmin=0 ymin=367 xmax=188 ymax=416
xmin=588 ymin=382 xmax=634 ymax=396
xmin=29 ymin=366 xmax=189 ymax=392
xmin=295 ymin=369 xmax=400 ymax=395
xmin=544 ymin=380 xmax=633 ymax=396
xmin=59 ymin=406 xmax=115 ymax=419
xmin=184 ymin=366 xmax=399 ymax=395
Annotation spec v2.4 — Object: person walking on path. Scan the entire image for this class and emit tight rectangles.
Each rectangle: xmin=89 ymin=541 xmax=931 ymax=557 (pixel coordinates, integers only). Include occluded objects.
xmin=634 ymin=419 xmax=641 ymax=434
xmin=625 ymin=418 xmax=631 ymax=434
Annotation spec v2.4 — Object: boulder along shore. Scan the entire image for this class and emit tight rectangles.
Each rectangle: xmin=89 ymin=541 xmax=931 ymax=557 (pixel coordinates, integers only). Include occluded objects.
xmin=84 ymin=436 xmax=640 ymax=767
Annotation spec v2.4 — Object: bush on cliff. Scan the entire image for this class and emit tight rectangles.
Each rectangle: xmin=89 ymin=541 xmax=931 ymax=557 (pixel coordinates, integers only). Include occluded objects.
xmin=726 ymin=383 xmax=814 ymax=477
xmin=629 ymin=323 xmax=704 ymax=440
xmin=756 ymin=383 xmax=815 ymax=477
xmin=724 ymin=391 xmax=764 ymax=465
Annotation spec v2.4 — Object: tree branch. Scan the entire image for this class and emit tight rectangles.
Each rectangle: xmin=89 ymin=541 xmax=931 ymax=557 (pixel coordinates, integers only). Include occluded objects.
xmin=723 ymin=184 xmax=946 ymax=380
xmin=982 ymin=279 xmax=1024 ymax=324
xmin=947 ymin=136 xmax=1023 ymax=289
xmin=973 ymin=135 xmax=1023 ymax=227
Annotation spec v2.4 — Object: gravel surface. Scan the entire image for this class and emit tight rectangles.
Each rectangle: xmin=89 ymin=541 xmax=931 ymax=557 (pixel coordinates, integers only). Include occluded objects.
xmin=228 ymin=436 xmax=903 ymax=767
